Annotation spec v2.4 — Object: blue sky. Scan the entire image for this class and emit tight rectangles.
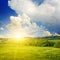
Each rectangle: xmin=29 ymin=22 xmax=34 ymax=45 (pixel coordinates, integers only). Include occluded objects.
xmin=32 ymin=0 xmax=44 ymax=6
xmin=0 ymin=0 xmax=17 ymax=24
xmin=0 ymin=0 xmax=60 ymax=37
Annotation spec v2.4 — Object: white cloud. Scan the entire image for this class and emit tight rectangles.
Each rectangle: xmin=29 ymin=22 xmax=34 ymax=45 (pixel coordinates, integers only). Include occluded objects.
xmin=5 ymin=13 xmax=51 ymax=37
xmin=53 ymin=33 xmax=60 ymax=36
xmin=6 ymin=0 xmax=60 ymax=38
xmin=0 ymin=27 xmax=4 ymax=30
xmin=8 ymin=0 xmax=36 ymax=15
xmin=8 ymin=0 xmax=60 ymax=32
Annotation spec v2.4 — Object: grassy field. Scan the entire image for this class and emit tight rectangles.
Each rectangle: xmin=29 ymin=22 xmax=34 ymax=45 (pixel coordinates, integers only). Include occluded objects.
xmin=0 ymin=37 xmax=60 ymax=60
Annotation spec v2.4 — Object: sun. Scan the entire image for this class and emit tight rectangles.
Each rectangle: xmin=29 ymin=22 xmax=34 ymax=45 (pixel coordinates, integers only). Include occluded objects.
xmin=13 ymin=35 xmax=24 ymax=41
xmin=11 ymin=33 xmax=25 ymax=41
xmin=15 ymin=35 xmax=22 ymax=38
xmin=15 ymin=35 xmax=23 ymax=38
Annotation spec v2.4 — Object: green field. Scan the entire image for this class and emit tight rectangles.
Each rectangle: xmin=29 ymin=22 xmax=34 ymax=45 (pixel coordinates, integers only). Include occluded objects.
xmin=0 ymin=37 xmax=60 ymax=60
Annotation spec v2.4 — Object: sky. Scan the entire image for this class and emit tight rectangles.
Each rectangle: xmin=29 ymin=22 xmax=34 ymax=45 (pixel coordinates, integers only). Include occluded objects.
xmin=0 ymin=0 xmax=60 ymax=38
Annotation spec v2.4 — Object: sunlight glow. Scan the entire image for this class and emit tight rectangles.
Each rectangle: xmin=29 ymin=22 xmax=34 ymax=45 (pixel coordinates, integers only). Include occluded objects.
xmin=13 ymin=34 xmax=25 ymax=41
xmin=15 ymin=35 xmax=22 ymax=38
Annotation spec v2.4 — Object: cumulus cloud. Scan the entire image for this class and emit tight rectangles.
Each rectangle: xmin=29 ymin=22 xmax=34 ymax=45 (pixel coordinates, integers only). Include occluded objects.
xmin=8 ymin=0 xmax=36 ymax=15
xmin=8 ymin=0 xmax=60 ymax=33
xmin=0 ymin=27 xmax=4 ymax=30
xmin=5 ymin=13 xmax=51 ymax=37
xmin=53 ymin=33 xmax=60 ymax=36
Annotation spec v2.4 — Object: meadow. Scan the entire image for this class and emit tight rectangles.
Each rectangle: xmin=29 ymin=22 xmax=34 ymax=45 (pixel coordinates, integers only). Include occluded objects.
xmin=0 ymin=37 xmax=60 ymax=60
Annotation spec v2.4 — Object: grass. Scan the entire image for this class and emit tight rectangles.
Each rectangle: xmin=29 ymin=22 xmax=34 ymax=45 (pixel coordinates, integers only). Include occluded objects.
xmin=0 ymin=37 xmax=60 ymax=60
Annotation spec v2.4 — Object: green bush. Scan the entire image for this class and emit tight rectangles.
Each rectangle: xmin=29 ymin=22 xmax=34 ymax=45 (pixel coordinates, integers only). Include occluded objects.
xmin=54 ymin=41 xmax=60 ymax=48
xmin=23 ymin=40 xmax=55 ymax=47
xmin=40 ymin=40 xmax=55 ymax=47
